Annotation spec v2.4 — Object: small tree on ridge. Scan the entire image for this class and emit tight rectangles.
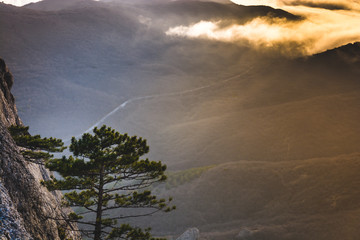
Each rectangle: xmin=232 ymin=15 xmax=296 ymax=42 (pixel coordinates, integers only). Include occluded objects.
xmin=8 ymin=125 xmax=66 ymax=164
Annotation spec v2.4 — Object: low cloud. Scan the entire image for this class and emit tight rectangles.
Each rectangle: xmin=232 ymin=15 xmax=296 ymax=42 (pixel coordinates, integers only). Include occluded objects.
xmin=166 ymin=0 xmax=360 ymax=56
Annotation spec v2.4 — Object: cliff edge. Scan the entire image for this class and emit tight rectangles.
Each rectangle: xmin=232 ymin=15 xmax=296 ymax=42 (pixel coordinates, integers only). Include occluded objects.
xmin=0 ymin=58 xmax=80 ymax=239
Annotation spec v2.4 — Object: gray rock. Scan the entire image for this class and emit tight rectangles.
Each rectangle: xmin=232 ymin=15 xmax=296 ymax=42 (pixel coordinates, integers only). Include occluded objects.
xmin=176 ymin=228 xmax=200 ymax=240
xmin=0 ymin=182 xmax=32 ymax=239
xmin=0 ymin=58 xmax=81 ymax=239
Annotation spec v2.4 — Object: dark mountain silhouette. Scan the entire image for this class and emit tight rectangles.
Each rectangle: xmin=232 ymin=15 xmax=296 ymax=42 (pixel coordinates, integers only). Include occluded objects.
xmin=310 ymin=42 xmax=360 ymax=66
xmin=143 ymin=0 xmax=300 ymax=27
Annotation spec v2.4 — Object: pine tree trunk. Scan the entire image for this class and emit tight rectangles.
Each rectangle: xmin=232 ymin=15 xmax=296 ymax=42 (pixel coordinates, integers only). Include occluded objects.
xmin=94 ymin=164 xmax=105 ymax=240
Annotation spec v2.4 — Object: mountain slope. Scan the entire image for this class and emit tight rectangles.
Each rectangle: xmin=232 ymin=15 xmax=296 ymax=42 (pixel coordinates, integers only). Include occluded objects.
xmin=1 ymin=1 xmax=360 ymax=239
xmin=94 ymin=43 xmax=360 ymax=238
xmin=148 ymin=153 xmax=360 ymax=239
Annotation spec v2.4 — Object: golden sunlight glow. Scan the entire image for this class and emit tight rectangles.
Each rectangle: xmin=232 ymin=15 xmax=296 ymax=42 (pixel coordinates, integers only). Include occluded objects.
xmin=230 ymin=0 xmax=360 ymax=10
xmin=230 ymin=0 xmax=280 ymax=8
xmin=166 ymin=0 xmax=360 ymax=55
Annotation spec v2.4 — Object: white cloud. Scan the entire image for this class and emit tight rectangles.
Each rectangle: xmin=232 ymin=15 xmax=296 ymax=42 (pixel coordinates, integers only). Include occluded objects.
xmin=230 ymin=0 xmax=280 ymax=7
xmin=2 ymin=0 xmax=42 ymax=6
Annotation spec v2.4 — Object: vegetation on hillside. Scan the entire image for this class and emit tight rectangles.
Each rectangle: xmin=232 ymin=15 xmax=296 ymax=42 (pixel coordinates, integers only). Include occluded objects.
xmin=164 ymin=165 xmax=215 ymax=190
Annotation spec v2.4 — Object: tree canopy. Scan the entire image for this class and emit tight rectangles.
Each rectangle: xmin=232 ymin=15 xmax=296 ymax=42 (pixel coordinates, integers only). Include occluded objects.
xmin=42 ymin=125 xmax=175 ymax=240
xmin=8 ymin=125 xmax=66 ymax=164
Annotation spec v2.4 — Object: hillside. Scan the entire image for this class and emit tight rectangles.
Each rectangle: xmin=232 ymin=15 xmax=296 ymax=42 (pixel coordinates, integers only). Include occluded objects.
xmin=111 ymin=44 xmax=360 ymax=169
xmin=104 ymin=44 xmax=360 ymax=238
xmin=148 ymin=154 xmax=360 ymax=239
xmin=1 ymin=0 xmax=360 ymax=239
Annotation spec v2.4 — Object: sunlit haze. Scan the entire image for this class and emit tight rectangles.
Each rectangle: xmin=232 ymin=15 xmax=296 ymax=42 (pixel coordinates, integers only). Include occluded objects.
xmin=167 ymin=0 xmax=360 ymax=55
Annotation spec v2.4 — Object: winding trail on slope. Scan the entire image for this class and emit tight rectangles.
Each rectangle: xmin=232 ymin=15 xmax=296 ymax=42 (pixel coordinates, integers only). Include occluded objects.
xmin=66 ymin=68 xmax=252 ymax=142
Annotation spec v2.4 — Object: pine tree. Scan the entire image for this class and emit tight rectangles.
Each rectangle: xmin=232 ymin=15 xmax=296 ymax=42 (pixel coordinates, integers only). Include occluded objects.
xmin=8 ymin=125 xmax=66 ymax=164
xmin=42 ymin=125 xmax=175 ymax=240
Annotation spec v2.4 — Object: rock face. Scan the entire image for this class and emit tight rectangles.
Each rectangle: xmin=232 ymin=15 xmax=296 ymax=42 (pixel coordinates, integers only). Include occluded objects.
xmin=0 ymin=58 xmax=18 ymax=127
xmin=176 ymin=228 xmax=200 ymax=240
xmin=0 ymin=58 xmax=80 ymax=239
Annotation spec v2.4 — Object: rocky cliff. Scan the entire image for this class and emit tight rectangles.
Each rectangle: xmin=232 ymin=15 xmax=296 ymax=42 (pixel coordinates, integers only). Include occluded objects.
xmin=0 ymin=58 xmax=80 ymax=239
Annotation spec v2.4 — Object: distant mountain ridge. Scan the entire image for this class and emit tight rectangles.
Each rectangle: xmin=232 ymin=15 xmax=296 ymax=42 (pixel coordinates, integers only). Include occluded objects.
xmin=24 ymin=0 xmax=101 ymax=11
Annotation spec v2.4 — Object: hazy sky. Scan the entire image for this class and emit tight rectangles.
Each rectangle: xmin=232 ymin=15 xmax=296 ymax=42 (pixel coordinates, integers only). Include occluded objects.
xmin=3 ymin=0 xmax=40 ymax=6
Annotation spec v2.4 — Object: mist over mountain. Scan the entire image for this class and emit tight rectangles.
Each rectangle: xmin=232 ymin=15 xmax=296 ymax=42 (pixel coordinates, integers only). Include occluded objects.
xmin=1 ymin=0 xmax=360 ymax=239
xmin=0 ymin=0 xmax=300 ymax=138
